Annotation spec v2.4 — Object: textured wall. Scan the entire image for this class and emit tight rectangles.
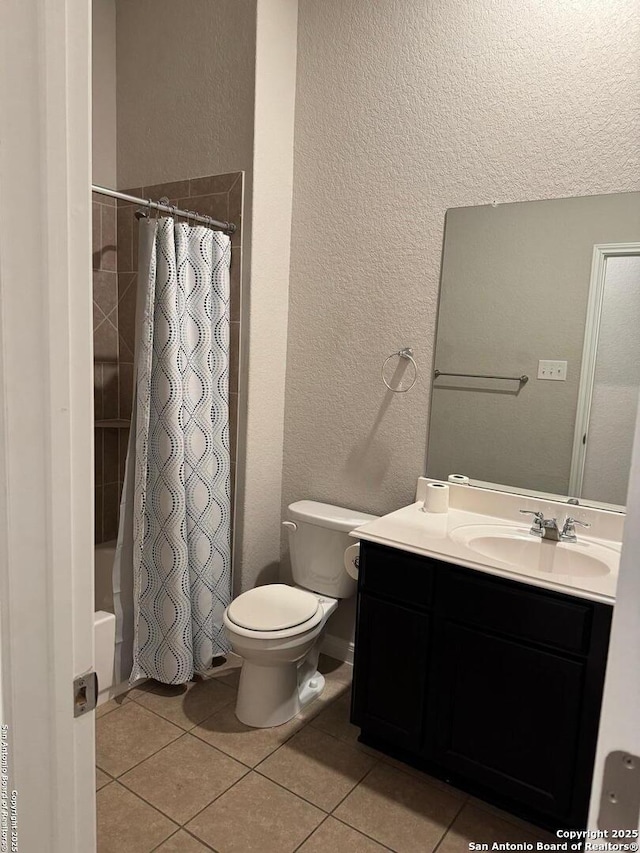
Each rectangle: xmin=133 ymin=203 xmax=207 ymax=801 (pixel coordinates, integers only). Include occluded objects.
xmin=115 ymin=0 xmax=298 ymax=594
xmin=234 ymin=0 xmax=299 ymax=592
xmin=283 ymin=0 xmax=640 ymax=524
xmin=115 ymin=0 xmax=256 ymax=189
xmin=428 ymin=194 xmax=640 ymax=497
xmin=92 ymin=0 xmax=117 ymax=186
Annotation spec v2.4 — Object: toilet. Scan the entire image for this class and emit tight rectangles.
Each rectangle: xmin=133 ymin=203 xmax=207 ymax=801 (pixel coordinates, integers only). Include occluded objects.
xmin=223 ymin=500 xmax=377 ymax=728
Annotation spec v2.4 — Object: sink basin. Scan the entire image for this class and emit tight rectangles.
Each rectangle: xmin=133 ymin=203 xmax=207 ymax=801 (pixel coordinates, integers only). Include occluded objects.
xmin=450 ymin=524 xmax=618 ymax=578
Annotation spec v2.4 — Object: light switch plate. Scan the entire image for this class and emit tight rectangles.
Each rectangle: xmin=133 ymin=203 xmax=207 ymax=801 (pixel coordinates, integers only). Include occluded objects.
xmin=537 ymin=360 xmax=567 ymax=381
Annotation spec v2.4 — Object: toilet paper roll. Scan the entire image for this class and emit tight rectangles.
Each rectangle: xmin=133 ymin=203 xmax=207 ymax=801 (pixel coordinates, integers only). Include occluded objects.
xmin=423 ymin=482 xmax=450 ymax=513
xmin=344 ymin=544 xmax=361 ymax=580
xmin=448 ymin=473 xmax=470 ymax=485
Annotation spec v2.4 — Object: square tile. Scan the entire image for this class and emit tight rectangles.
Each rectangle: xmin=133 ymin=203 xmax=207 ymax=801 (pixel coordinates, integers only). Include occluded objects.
xmin=116 ymin=204 xmax=133 ymax=272
xmin=117 ymin=274 xmax=137 ymax=360
xmin=129 ymin=675 xmax=235 ymax=730
xmin=186 ymin=772 xmax=324 ymax=853
xmin=118 ymin=363 xmax=134 ymax=420
xmin=229 ymin=248 xmax=241 ymax=322
xmin=437 ymin=803 xmax=544 ymax=853
xmin=178 ymin=193 xmax=229 ymax=224
xmin=101 ymin=362 xmax=119 ymax=419
xmin=93 ymin=316 xmax=119 ymax=362
xmin=334 ymin=762 xmax=464 ymax=853
xmin=93 ymin=203 xmax=102 ymax=269
xmin=298 ymin=675 xmax=351 ymax=725
xmin=190 ymin=173 xmax=239 ymax=196
xmin=101 ymin=204 xmax=117 ymax=272
xmin=228 ymin=175 xmax=243 ymax=235
xmin=144 ymin=179 xmax=190 ymax=200
xmin=96 ymin=701 xmax=182 ymax=777
xmin=257 ymin=726 xmax=376 ymax=811
xmin=120 ymin=733 xmax=247 ymax=824
xmin=95 ymin=694 xmax=131 ymax=719
xmin=309 ymin=692 xmax=362 ymax=746
xmin=93 ymin=270 xmax=118 ymax=318
xmin=96 ymin=768 xmax=111 ymax=791
xmin=103 ymin=427 xmax=119 ymax=485
xmin=467 ymin=798 xmax=557 ymax=841
xmin=190 ymin=702 xmax=306 ymax=767
xmin=94 ymin=363 xmax=104 ymax=420
xmin=298 ymin=817 xmax=390 ymax=852
xmin=153 ymin=830 xmax=213 ymax=853
xmin=96 ymin=782 xmax=177 ymax=853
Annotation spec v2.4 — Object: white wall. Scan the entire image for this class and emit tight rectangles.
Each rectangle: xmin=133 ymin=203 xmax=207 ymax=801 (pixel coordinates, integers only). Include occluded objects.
xmin=114 ymin=0 xmax=298 ymax=593
xmin=283 ymin=0 xmax=640 ymax=518
xmin=282 ymin=0 xmax=640 ymax=643
xmin=234 ymin=0 xmax=298 ymax=591
xmin=92 ymin=0 xmax=117 ymax=185
xmin=115 ymin=0 xmax=256 ymax=189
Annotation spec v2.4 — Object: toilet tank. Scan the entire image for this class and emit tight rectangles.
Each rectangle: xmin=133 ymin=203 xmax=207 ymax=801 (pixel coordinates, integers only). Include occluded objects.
xmin=285 ymin=500 xmax=378 ymax=598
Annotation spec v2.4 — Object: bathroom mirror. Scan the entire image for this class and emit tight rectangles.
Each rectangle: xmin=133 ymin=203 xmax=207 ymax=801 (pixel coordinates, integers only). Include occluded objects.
xmin=426 ymin=192 xmax=640 ymax=510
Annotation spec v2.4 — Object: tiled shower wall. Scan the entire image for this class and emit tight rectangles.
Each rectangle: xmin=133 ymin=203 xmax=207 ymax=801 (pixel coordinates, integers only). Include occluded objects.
xmin=92 ymin=172 xmax=243 ymax=545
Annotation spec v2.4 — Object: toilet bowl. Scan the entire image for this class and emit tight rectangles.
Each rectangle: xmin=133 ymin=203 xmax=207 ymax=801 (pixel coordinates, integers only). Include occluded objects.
xmin=223 ymin=500 xmax=377 ymax=728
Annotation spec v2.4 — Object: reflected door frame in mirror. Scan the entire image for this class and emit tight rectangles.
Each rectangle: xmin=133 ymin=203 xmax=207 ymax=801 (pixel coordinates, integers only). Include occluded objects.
xmin=570 ymin=242 xmax=640 ymax=498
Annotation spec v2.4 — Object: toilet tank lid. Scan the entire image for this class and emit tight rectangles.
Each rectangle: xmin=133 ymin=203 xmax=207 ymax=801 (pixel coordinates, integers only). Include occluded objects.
xmin=287 ymin=500 xmax=378 ymax=533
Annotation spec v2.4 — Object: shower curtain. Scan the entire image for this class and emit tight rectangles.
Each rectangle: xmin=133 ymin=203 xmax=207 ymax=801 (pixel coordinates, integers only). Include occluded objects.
xmin=114 ymin=216 xmax=232 ymax=686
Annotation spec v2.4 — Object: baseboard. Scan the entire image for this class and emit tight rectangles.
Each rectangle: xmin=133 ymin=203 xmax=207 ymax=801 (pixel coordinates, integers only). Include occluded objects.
xmin=320 ymin=633 xmax=355 ymax=666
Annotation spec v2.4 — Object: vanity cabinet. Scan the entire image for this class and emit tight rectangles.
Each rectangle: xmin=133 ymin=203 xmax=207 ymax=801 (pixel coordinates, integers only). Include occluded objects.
xmin=351 ymin=541 xmax=612 ymax=831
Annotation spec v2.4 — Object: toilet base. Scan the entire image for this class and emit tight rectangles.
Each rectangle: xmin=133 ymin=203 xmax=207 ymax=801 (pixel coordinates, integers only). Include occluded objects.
xmin=235 ymin=662 xmax=326 ymax=728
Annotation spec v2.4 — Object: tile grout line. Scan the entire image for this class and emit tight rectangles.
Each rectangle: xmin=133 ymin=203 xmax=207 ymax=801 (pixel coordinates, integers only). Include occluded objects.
xmin=173 ymin=765 xmax=254 ymax=832
xmin=179 ymin=825 xmax=222 ymax=852
xmin=431 ymin=796 xmax=468 ymax=853
xmin=115 ymin=753 xmax=252 ymax=835
xmin=291 ymin=813 xmax=332 ymax=852
xmin=148 ymin=827 xmax=182 ymax=853
xmin=330 ymin=813 xmax=396 ymax=852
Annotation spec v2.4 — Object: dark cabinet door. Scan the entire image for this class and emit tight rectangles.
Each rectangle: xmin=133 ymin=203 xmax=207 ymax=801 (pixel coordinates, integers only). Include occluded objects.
xmin=430 ymin=621 xmax=585 ymax=819
xmin=352 ymin=594 xmax=430 ymax=752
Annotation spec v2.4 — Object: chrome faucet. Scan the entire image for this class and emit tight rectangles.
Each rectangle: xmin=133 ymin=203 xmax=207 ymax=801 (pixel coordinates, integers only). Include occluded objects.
xmin=560 ymin=516 xmax=591 ymax=543
xmin=519 ymin=510 xmax=591 ymax=542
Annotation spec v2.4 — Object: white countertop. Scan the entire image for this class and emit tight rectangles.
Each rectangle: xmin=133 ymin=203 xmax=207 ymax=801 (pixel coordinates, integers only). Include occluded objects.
xmin=350 ymin=498 xmax=620 ymax=604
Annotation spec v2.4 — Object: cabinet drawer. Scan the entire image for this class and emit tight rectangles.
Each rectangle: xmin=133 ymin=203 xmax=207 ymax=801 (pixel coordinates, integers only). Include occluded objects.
xmin=360 ymin=542 xmax=434 ymax=608
xmin=440 ymin=568 xmax=592 ymax=654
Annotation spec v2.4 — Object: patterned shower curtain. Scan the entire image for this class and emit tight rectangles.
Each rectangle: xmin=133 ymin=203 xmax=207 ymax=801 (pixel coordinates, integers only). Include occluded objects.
xmin=120 ymin=217 xmax=232 ymax=685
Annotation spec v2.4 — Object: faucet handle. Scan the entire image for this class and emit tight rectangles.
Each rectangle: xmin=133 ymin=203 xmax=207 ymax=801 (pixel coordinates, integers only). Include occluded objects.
xmin=562 ymin=516 xmax=591 ymax=538
xmin=520 ymin=509 xmax=544 ymax=521
xmin=519 ymin=509 xmax=544 ymax=533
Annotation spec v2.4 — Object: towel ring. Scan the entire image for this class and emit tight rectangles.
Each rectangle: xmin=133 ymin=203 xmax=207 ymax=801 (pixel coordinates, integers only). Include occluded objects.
xmin=382 ymin=348 xmax=418 ymax=393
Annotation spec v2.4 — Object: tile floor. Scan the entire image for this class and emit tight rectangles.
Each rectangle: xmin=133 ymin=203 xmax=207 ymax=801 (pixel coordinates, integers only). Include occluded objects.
xmin=96 ymin=655 xmax=553 ymax=853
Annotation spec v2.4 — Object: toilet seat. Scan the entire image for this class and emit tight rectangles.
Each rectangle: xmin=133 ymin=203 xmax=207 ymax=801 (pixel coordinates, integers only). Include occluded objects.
xmin=226 ymin=584 xmax=321 ymax=633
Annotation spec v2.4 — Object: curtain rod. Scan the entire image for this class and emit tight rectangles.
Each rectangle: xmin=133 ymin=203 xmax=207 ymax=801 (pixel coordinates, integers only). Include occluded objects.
xmin=91 ymin=184 xmax=237 ymax=234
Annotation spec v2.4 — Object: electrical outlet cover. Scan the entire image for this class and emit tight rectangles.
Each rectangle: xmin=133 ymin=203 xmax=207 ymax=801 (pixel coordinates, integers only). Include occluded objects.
xmin=537 ymin=360 xmax=567 ymax=381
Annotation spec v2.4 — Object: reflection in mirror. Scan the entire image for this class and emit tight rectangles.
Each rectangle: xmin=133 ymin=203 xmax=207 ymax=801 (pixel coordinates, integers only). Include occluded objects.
xmin=426 ymin=192 xmax=640 ymax=509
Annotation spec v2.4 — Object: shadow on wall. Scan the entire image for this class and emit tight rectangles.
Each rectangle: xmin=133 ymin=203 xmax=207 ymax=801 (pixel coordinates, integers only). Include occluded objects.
xmin=250 ymin=562 xmax=282 ymax=589
xmin=345 ymin=356 xmax=413 ymax=490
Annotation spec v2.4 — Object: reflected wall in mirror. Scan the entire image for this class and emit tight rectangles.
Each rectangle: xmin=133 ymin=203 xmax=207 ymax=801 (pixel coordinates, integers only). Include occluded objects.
xmin=427 ymin=192 xmax=640 ymax=509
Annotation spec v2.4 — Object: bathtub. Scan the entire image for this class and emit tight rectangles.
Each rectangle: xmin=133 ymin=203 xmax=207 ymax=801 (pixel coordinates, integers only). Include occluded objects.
xmin=94 ymin=541 xmax=117 ymax=706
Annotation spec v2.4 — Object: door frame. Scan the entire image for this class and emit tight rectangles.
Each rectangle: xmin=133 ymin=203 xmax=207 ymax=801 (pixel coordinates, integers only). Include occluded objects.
xmin=0 ymin=1 xmax=95 ymax=851
xmin=589 ymin=389 xmax=640 ymax=829
xmin=569 ymin=242 xmax=640 ymax=498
